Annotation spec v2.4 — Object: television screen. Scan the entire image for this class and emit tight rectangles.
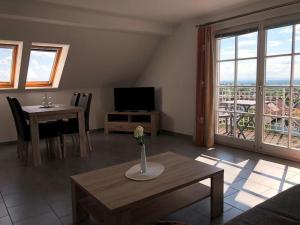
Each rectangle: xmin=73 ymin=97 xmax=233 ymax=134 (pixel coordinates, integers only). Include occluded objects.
xmin=114 ymin=87 xmax=155 ymax=111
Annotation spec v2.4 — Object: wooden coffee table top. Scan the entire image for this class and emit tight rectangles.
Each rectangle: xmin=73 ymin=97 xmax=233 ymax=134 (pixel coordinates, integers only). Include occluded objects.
xmin=71 ymin=152 xmax=223 ymax=213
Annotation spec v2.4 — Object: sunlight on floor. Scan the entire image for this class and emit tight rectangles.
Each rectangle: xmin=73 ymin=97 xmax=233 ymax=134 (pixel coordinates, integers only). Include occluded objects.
xmin=195 ymin=155 xmax=218 ymax=165
xmin=195 ymin=153 xmax=300 ymax=211
xmin=231 ymin=191 xmax=265 ymax=208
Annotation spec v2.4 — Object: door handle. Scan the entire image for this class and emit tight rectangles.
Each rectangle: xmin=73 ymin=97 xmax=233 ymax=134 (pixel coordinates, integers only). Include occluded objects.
xmin=258 ymin=86 xmax=263 ymax=95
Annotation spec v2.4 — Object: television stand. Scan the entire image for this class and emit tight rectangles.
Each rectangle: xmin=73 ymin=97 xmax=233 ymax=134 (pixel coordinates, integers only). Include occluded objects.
xmin=104 ymin=111 xmax=160 ymax=136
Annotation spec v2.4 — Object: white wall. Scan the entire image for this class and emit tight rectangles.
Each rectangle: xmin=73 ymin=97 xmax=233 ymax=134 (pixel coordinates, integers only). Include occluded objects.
xmin=136 ymin=2 xmax=300 ymax=137
xmin=136 ymin=22 xmax=197 ymax=136
xmin=0 ymin=88 xmax=114 ymax=142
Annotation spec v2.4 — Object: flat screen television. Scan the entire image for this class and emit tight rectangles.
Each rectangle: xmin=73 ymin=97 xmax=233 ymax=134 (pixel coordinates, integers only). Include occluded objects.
xmin=114 ymin=87 xmax=155 ymax=111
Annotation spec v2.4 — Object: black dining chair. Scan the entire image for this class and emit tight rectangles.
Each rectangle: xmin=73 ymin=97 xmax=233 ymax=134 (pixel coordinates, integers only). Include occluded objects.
xmin=60 ymin=93 xmax=93 ymax=157
xmin=7 ymin=97 xmax=63 ymax=164
xmin=70 ymin=92 xmax=81 ymax=106
xmin=7 ymin=97 xmax=23 ymax=160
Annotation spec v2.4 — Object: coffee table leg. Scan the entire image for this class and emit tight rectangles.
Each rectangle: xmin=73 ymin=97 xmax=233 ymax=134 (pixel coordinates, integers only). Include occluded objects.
xmin=211 ymin=171 xmax=224 ymax=218
xmin=105 ymin=212 xmax=131 ymax=225
xmin=71 ymin=181 xmax=83 ymax=225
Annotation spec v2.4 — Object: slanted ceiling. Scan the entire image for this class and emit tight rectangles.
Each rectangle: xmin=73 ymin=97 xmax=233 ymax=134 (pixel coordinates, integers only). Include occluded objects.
xmin=0 ymin=19 xmax=162 ymax=89
xmin=0 ymin=0 xmax=172 ymax=90
xmin=0 ymin=0 xmax=292 ymax=90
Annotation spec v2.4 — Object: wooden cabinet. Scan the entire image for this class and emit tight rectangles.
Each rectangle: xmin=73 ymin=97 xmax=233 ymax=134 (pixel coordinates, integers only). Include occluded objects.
xmin=104 ymin=111 xmax=160 ymax=136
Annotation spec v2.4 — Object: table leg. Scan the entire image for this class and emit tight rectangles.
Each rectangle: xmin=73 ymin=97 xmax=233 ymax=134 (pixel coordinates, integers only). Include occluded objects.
xmin=30 ymin=116 xmax=41 ymax=166
xmin=78 ymin=111 xmax=87 ymax=157
xmin=71 ymin=181 xmax=88 ymax=225
xmin=211 ymin=171 xmax=224 ymax=218
xmin=105 ymin=212 xmax=131 ymax=225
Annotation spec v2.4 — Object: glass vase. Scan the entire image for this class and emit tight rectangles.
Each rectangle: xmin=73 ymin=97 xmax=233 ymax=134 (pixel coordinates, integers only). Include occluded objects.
xmin=140 ymin=144 xmax=147 ymax=173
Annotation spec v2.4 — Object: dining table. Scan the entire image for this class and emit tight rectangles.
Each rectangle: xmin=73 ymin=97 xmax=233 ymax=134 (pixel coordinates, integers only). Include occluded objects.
xmin=22 ymin=104 xmax=87 ymax=166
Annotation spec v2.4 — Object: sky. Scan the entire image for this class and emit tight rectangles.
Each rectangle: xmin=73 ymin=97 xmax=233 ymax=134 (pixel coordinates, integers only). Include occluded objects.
xmin=218 ymin=24 xmax=300 ymax=86
xmin=27 ymin=50 xmax=56 ymax=82
xmin=0 ymin=48 xmax=13 ymax=82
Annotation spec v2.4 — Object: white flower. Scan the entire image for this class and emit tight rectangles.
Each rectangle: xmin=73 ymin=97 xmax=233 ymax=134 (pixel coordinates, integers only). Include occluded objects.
xmin=134 ymin=126 xmax=144 ymax=138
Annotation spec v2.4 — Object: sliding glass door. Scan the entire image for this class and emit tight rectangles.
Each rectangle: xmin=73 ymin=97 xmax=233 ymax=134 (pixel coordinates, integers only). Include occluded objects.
xmin=262 ymin=24 xmax=300 ymax=150
xmin=215 ymin=30 xmax=258 ymax=147
xmin=215 ymin=20 xmax=300 ymax=158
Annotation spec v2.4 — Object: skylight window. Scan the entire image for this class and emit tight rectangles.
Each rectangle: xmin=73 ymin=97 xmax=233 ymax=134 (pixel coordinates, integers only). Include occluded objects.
xmin=26 ymin=43 xmax=69 ymax=88
xmin=0 ymin=41 xmax=22 ymax=89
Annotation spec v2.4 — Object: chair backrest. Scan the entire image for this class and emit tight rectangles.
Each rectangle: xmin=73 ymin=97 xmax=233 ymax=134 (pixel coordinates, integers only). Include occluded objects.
xmin=7 ymin=96 xmax=20 ymax=136
xmin=78 ymin=93 xmax=92 ymax=131
xmin=6 ymin=97 xmax=28 ymax=140
xmin=70 ymin=92 xmax=81 ymax=106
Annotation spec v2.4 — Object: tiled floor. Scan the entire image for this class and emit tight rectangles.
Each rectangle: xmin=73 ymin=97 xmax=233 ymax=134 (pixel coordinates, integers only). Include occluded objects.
xmin=0 ymin=132 xmax=300 ymax=225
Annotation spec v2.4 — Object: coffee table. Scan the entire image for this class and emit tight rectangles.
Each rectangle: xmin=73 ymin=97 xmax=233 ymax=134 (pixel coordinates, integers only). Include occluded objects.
xmin=71 ymin=152 xmax=224 ymax=225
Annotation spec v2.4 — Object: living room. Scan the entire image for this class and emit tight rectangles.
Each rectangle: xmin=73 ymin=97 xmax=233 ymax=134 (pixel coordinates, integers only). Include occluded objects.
xmin=0 ymin=0 xmax=300 ymax=225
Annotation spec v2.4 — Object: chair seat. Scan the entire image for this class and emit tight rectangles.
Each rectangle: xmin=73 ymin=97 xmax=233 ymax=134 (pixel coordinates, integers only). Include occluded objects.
xmin=23 ymin=121 xmax=60 ymax=141
xmin=59 ymin=119 xmax=79 ymax=135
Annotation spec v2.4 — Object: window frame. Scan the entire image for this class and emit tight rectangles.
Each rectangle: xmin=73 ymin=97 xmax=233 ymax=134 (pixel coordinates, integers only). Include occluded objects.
xmin=25 ymin=45 xmax=62 ymax=88
xmin=0 ymin=43 xmax=19 ymax=88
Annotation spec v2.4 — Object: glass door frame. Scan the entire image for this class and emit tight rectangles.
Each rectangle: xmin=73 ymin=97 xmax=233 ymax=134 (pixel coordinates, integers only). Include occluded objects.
xmin=214 ymin=13 xmax=300 ymax=162
xmin=214 ymin=23 xmax=259 ymax=152
xmin=259 ymin=16 xmax=300 ymax=161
